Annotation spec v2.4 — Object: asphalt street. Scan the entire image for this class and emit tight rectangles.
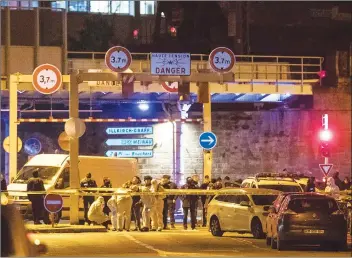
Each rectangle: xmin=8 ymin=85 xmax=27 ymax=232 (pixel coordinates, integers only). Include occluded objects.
xmin=29 ymin=228 xmax=352 ymax=257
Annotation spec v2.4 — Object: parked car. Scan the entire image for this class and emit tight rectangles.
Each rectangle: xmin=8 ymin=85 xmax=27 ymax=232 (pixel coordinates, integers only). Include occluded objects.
xmin=207 ymin=188 xmax=281 ymax=238
xmin=241 ymin=173 xmax=303 ymax=193
xmin=1 ymin=193 xmax=47 ymax=256
xmin=266 ymin=192 xmax=347 ymax=251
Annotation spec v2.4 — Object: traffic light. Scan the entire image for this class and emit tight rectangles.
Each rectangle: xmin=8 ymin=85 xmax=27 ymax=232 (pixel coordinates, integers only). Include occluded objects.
xmin=133 ymin=29 xmax=139 ymax=39
xmin=170 ymin=26 xmax=177 ymax=37
xmin=320 ymin=142 xmax=330 ymax=157
xmin=319 ymin=129 xmax=332 ymax=158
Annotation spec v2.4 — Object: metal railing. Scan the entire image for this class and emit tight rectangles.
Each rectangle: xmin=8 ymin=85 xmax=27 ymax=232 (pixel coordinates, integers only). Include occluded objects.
xmin=68 ymin=51 xmax=324 ymax=83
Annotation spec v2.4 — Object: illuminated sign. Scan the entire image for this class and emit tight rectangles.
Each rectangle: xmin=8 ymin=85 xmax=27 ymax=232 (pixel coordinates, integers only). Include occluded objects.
xmin=105 ymin=138 xmax=153 ymax=146
xmin=106 ymin=150 xmax=153 ymax=158
xmin=106 ymin=127 xmax=153 ymax=135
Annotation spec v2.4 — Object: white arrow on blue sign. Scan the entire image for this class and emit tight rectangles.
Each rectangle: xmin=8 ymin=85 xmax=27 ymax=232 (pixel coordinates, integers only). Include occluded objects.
xmin=199 ymin=132 xmax=217 ymax=150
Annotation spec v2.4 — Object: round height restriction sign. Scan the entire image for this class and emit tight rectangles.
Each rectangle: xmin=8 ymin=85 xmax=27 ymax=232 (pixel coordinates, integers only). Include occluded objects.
xmin=105 ymin=46 xmax=132 ymax=72
xmin=161 ymin=82 xmax=178 ymax=93
xmin=209 ymin=47 xmax=236 ymax=73
xmin=32 ymin=64 xmax=62 ymax=95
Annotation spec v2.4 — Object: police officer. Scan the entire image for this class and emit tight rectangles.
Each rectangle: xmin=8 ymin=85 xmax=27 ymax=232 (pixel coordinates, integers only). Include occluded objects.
xmin=140 ymin=176 xmax=154 ymax=232
xmin=200 ymin=175 xmax=210 ymax=227
xmin=130 ymin=176 xmax=142 ymax=231
xmin=80 ymin=173 xmax=97 ymax=225
xmin=181 ymin=177 xmax=199 ymax=230
xmin=305 ymin=177 xmax=316 ymax=192
xmin=160 ymin=175 xmax=178 ymax=229
xmin=27 ymin=170 xmax=46 ymax=224
xmin=101 ymin=177 xmax=112 ymax=215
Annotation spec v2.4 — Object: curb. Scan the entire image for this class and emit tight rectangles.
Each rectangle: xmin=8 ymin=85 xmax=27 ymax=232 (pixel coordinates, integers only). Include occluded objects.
xmin=26 ymin=225 xmax=107 ymax=233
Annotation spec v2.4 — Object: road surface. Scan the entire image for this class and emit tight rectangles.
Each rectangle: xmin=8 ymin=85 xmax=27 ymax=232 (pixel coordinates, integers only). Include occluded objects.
xmin=29 ymin=228 xmax=351 ymax=257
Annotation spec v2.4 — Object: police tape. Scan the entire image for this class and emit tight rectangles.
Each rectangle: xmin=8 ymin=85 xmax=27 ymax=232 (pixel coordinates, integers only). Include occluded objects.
xmin=4 ymin=188 xmax=282 ymax=197
xmin=4 ymin=188 xmax=351 ymax=198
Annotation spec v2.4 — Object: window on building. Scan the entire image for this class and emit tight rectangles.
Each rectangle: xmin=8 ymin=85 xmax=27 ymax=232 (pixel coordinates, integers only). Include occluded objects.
xmin=111 ymin=1 xmax=130 ymax=14
xmin=1 ymin=1 xmax=19 ymax=8
xmin=140 ymin=1 xmax=155 ymax=15
xmin=17 ymin=0 xmax=37 ymax=8
xmin=68 ymin=1 xmax=88 ymax=12
xmin=90 ymin=1 xmax=110 ymax=13
xmin=51 ymin=1 xmax=66 ymax=9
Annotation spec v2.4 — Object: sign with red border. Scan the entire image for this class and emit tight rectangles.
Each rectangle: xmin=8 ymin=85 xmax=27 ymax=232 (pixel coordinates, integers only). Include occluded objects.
xmin=105 ymin=46 xmax=132 ymax=72
xmin=319 ymin=164 xmax=333 ymax=177
xmin=44 ymin=194 xmax=63 ymax=213
xmin=209 ymin=47 xmax=236 ymax=73
xmin=161 ymin=82 xmax=178 ymax=92
xmin=32 ymin=64 xmax=62 ymax=95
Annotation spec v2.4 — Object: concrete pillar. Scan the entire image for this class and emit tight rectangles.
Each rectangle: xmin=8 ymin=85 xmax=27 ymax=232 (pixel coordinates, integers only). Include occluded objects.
xmin=34 ymin=7 xmax=40 ymax=68
xmin=5 ymin=7 xmax=11 ymax=76
xmin=69 ymin=74 xmax=80 ymax=225
xmin=9 ymin=75 xmax=18 ymax=182
xmin=202 ymin=83 xmax=212 ymax=179
xmin=62 ymin=3 xmax=68 ymax=74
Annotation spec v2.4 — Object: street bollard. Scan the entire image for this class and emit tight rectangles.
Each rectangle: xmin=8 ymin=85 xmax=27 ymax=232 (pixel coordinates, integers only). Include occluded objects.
xmin=50 ymin=213 xmax=55 ymax=228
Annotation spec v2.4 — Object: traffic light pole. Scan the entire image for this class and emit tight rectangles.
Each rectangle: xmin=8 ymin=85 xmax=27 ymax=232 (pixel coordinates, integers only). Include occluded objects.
xmin=322 ymin=114 xmax=329 ymax=165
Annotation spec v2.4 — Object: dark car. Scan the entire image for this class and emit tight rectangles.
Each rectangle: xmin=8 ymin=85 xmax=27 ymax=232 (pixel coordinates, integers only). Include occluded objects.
xmin=266 ymin=193 xmax=347 ymax=251
xmin=1 ymin=193 xmax=47 ymax=256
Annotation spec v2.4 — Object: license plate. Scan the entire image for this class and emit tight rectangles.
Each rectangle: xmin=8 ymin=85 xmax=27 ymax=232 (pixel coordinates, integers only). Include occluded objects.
xmin=16 ymin=206 xmax=21 ymax=210
xmin=304 ymin=229 xmax=324 ymax=234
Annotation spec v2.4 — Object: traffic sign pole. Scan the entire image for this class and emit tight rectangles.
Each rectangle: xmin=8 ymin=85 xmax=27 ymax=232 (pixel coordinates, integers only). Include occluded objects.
xmin=322 ymin=114 xmax=329 ymax=165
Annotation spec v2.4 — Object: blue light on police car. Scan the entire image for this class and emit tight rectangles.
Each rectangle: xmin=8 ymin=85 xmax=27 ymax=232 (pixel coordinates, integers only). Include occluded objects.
xmin=138 ymin=103 xmax=149 ymax=111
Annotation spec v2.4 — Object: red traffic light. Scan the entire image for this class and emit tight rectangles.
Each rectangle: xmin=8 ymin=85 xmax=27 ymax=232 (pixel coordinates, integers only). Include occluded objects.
xmin=317 ymin=70 xmax=326 ymax=78
xmin=319 ymin=129 xmax=332 ymax=141
xmin=170 ymin=26 xmax=177 ymax=37
xmin=133 ymin=29 xmax=139 ymax=39
xmin=320 ymin=142 xmax=330 ymax=157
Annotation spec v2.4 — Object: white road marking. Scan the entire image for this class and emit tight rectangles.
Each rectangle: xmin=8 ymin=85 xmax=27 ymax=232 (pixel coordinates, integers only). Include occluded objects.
xmin=124 ymin=233 xmax=168 ymax=257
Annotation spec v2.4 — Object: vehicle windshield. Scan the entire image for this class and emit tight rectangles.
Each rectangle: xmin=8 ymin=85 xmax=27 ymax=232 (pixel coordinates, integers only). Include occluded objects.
xmin=13 ymin=166 xmax=59 ymax=184
xmin=251 ymin=195 xmax=278 ymax=205
xmin=258 ymin=185 xmax=302 ymax=192
xmin=288 ymin=198 xmax=338 ymax=214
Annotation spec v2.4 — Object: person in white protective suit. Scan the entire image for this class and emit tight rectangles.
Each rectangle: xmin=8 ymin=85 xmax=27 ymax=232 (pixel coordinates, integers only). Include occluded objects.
xmin=107 ymin=193 xmax=118 ymax=231
xmin=116 ymin=187 xmax=133 ymax=231
xmin=87 ymin=196 xmax=110 ymax=229
xmin=150 ymin=179 xmax=166 ymax=231
xmin=140 ymin=176 xmax=155 ymax=232
xmin=325 ymin=177 xmax=340 ymax=199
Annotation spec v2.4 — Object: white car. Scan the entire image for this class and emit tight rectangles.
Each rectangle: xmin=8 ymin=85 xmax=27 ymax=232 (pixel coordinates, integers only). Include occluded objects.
xmin=241 ymin=173 xmax=304 ymax=192
xmin=207 ymin=188 xmax=281 ymax=238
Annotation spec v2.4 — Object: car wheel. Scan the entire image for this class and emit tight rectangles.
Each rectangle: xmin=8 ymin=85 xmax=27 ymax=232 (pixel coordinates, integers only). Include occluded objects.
xmin=271 ymin=237 xmax=277 ymax=249
xmin=266 ymin=236 xmax=271 ymax=246
xmin=210 ymin=217 xmax=224 ymax=237
xmin=251 ymin=219 xmax=264 ymax=239
xmin=277 ymin=237 xmax=287 ymax=251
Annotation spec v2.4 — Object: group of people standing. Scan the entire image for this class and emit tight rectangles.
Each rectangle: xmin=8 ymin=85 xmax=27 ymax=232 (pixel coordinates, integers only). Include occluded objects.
xmin=80 ymin=173 xmax=235 ymax=231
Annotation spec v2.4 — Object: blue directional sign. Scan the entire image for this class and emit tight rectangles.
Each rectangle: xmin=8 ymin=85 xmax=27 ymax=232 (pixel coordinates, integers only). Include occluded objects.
xmin=24 ymin=138 xmax=42 ymax=156
xmin=199 ymin=132 xmax=217 ymax=150
xmin=106 ymin=127 xmax=153 ymax=135
xmin=105 ymin=138 xmax=153 ymax=146
xmin=106 ymin=150 xmax=153 ymax=158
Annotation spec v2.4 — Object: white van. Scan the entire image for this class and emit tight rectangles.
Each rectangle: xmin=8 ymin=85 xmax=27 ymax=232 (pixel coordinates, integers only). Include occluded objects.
xmin=7 ymin=154 xmax=139 ymax=223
